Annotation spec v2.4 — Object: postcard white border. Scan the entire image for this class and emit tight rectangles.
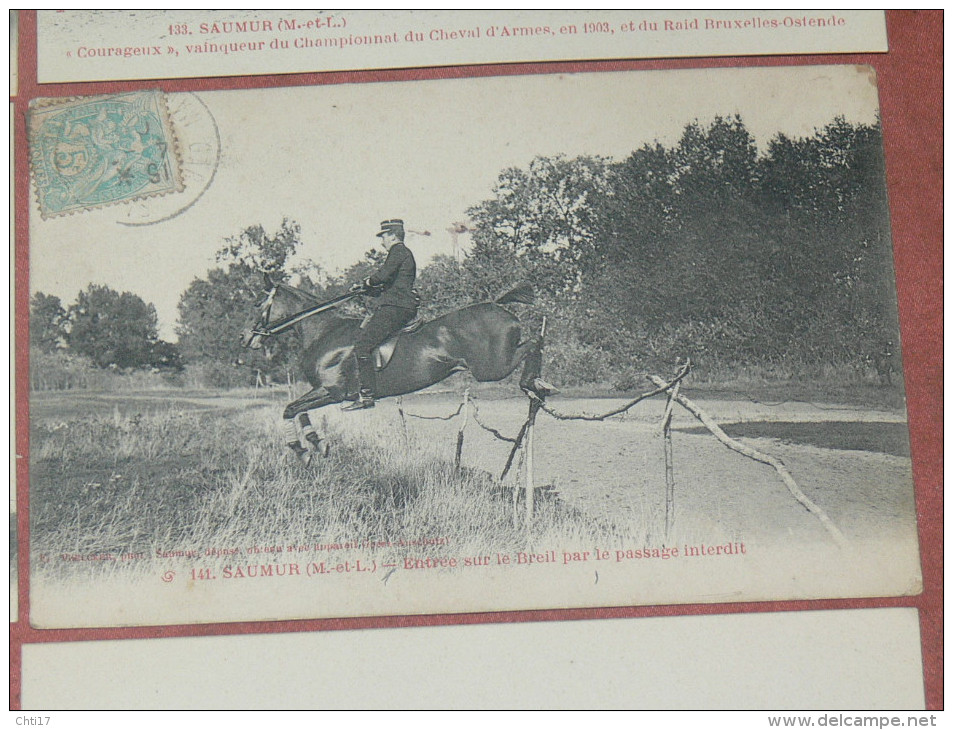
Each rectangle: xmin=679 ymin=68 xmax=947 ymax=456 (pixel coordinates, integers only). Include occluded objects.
xmin=22 ymin=608 xmax=924 ymax=709
xmin=37 ymin=10 xmax=887 ymax=84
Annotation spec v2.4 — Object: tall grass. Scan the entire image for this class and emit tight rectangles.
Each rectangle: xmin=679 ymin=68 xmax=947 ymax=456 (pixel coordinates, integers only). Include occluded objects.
xmin=30 ymin=403 xmax=627 ymax=582
xmin=29 ymin=351 xmax=175 ymax=392
xmin=28 ymin=350 xmax=267 ymax=392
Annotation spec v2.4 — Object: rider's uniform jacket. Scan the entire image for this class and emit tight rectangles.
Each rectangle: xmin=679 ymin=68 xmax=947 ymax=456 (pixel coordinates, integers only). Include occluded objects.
xmin=366 ymin=242 xmax=417 ymax=310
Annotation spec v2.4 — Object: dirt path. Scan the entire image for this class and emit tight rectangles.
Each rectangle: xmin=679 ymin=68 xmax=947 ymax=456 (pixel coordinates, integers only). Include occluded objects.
xmin=369 ymin=392 xmax=917 ymax=548
xmin=29 ymin=390 xmax=282 ymax=424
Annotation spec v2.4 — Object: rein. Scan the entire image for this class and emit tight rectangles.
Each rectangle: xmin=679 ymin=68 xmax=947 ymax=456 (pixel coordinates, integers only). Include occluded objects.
xmin=252 ymin=290 xmax=361 ymax=338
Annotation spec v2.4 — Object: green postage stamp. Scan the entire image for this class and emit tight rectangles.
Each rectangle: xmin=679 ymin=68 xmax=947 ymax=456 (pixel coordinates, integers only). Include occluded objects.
xmin=28 ymin=89 xmax=182 ymax=218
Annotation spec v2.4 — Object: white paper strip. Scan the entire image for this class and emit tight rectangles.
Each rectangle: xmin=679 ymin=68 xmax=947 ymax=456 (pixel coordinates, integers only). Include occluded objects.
xmin=37 ymin=10 xmax=887 ymax=84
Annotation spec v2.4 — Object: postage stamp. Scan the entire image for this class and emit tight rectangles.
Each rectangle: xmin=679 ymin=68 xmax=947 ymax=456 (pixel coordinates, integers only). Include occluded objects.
xmin=28 ymin=90 xmax=182 ymax=219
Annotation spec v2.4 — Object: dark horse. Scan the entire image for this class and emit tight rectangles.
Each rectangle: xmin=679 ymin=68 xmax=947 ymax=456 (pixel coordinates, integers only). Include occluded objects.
xmin=240 ymin=277 xmax=547 ymax=460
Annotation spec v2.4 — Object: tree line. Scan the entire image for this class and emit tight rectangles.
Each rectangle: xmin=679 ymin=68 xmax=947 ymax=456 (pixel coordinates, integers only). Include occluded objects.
xmin=29 ymin=286 xmax=179 ymax=370
xmin=31 ymin=115 xmax=899 ymax=389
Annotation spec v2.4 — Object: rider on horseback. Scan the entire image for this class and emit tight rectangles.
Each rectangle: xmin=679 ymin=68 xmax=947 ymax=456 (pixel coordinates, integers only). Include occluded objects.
xmin=342 ymin=219 xmax=418 ymax=411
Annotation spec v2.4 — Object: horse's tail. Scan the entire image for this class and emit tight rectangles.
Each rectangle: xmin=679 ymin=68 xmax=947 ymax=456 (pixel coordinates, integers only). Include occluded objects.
xmin=494 ymin=281 xmax=535 ymax=306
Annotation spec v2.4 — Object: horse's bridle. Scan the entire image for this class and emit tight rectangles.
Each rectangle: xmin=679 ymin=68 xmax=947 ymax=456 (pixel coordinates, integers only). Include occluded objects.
xmin=248 ymin=284 xmax=363 ymax=340
xmin=249 ymin=285 xmax=279 ymax=339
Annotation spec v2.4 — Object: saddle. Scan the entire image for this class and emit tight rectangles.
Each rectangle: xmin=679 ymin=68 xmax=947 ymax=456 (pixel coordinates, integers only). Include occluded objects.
xmin=369 ymin=315 xmax=425 ymax=370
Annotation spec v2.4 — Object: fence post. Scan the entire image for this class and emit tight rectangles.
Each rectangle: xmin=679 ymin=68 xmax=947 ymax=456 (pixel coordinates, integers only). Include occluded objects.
xmin=454 ymin=389 xmax=469 ymax=470
xmin=524 ymin=398 xmax=542 ymax=534
xmin=523 ymin=316 xmax=548 ymax=534
xmin=396 ymin=396 xmax=408 ymax=440
xmin=661 ymin=380 xmax=681 ymax=541
xmin=647 ymin=374 xmax=848 ymax=548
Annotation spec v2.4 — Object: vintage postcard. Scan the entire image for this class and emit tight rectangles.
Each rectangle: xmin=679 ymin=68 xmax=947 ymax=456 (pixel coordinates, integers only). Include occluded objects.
xmin=21 ymin=608 xmax=926 ymax=709
xmin=25 ymin=64 xmax=920 ymax=628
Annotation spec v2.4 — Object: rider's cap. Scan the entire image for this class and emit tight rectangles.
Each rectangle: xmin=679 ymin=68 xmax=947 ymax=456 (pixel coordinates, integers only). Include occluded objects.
xmin=376 ymin=219 xmax=405 ymax=239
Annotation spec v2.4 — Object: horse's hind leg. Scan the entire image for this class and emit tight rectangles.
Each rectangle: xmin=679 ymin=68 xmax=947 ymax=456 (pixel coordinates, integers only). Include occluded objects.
xmin=517 ymin=338 xmax=542 ymax=390
xmin=516 ymin=338 xmax=557 ymax=397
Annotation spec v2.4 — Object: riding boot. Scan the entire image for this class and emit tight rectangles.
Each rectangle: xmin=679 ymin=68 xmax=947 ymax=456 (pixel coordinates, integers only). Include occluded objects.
xmin=342 ymin=354 xmax=377 ymax=410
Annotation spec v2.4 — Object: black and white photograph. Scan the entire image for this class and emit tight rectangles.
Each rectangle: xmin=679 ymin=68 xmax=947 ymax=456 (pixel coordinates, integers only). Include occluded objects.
xmin=26 ymin=65 xmax=920 ymax=628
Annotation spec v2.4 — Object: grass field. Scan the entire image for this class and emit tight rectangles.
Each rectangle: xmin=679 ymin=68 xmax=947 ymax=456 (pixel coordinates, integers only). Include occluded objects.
xmin=23 ymin=381 xmax=923 ymax=628
xmin=28 ymin=390 xmax=617 ymax=582
xmin=27 ymin=380 xmax=915 ymax=584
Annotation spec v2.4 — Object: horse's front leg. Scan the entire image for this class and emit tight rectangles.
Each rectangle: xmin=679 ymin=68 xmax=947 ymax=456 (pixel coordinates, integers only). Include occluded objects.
xmin=282 ymin=413 xmax=311 ymax=463
xmin=282 ymin=387 xmax=339 ymax=462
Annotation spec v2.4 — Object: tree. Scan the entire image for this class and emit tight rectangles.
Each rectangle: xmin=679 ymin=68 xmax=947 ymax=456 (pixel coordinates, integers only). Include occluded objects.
xmin=585 ymin=141 xmax=678 ymax=327
xmin=30 ymin=292 xmax=67 ymax=352
xmin=586 ymin=117 xmax=769 ymax=339
xmin=215 ymin=217 xmax=303 ymax=275
xmin=176 ymin=266 xmax=263 ymax=366
xmin=579 ymin=115 xmax=896 ymax=370
xmin=415 ymin=253 xmax=494 ymax=318
xmin=467 ymin=155 xmax=610 ymax=296
xmin=146 ymin=339 xmax=183 ymax=371
xmin=176 ymin=219 xmax=324 ymax=380
xmin=663 ymin=116 xmax=766 ymax=326
xmin=67 ymin=285 xmax=171 ymax=369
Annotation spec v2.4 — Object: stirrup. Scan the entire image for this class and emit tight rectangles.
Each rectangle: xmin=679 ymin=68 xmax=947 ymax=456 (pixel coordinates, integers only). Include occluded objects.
xmin=341 ymin=396 xmax=375 ymax=411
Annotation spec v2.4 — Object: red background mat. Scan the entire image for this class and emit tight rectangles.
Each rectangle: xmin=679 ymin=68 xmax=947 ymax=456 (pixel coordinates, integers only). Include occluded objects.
xmin=10 ymin=9 xmax=942 ymax=710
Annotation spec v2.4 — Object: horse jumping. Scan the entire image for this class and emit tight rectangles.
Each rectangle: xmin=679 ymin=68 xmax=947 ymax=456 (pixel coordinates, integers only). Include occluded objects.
xmin=240 ymin=277 xmax=549 ymax=461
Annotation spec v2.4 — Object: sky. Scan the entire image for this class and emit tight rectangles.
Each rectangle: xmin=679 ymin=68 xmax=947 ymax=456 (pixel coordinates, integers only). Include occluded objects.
xmin=29 ymin=65 xmax=881 ymax=340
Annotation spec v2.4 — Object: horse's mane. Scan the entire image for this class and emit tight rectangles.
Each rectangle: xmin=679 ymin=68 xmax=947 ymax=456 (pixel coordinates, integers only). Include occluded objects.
xmin=276 ymin=281 xmax=321 ymax=304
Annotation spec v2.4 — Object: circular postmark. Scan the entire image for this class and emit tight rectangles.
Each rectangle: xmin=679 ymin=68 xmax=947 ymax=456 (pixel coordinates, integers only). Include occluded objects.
xmin=116 ymin=92 xmax=221 ymax=227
